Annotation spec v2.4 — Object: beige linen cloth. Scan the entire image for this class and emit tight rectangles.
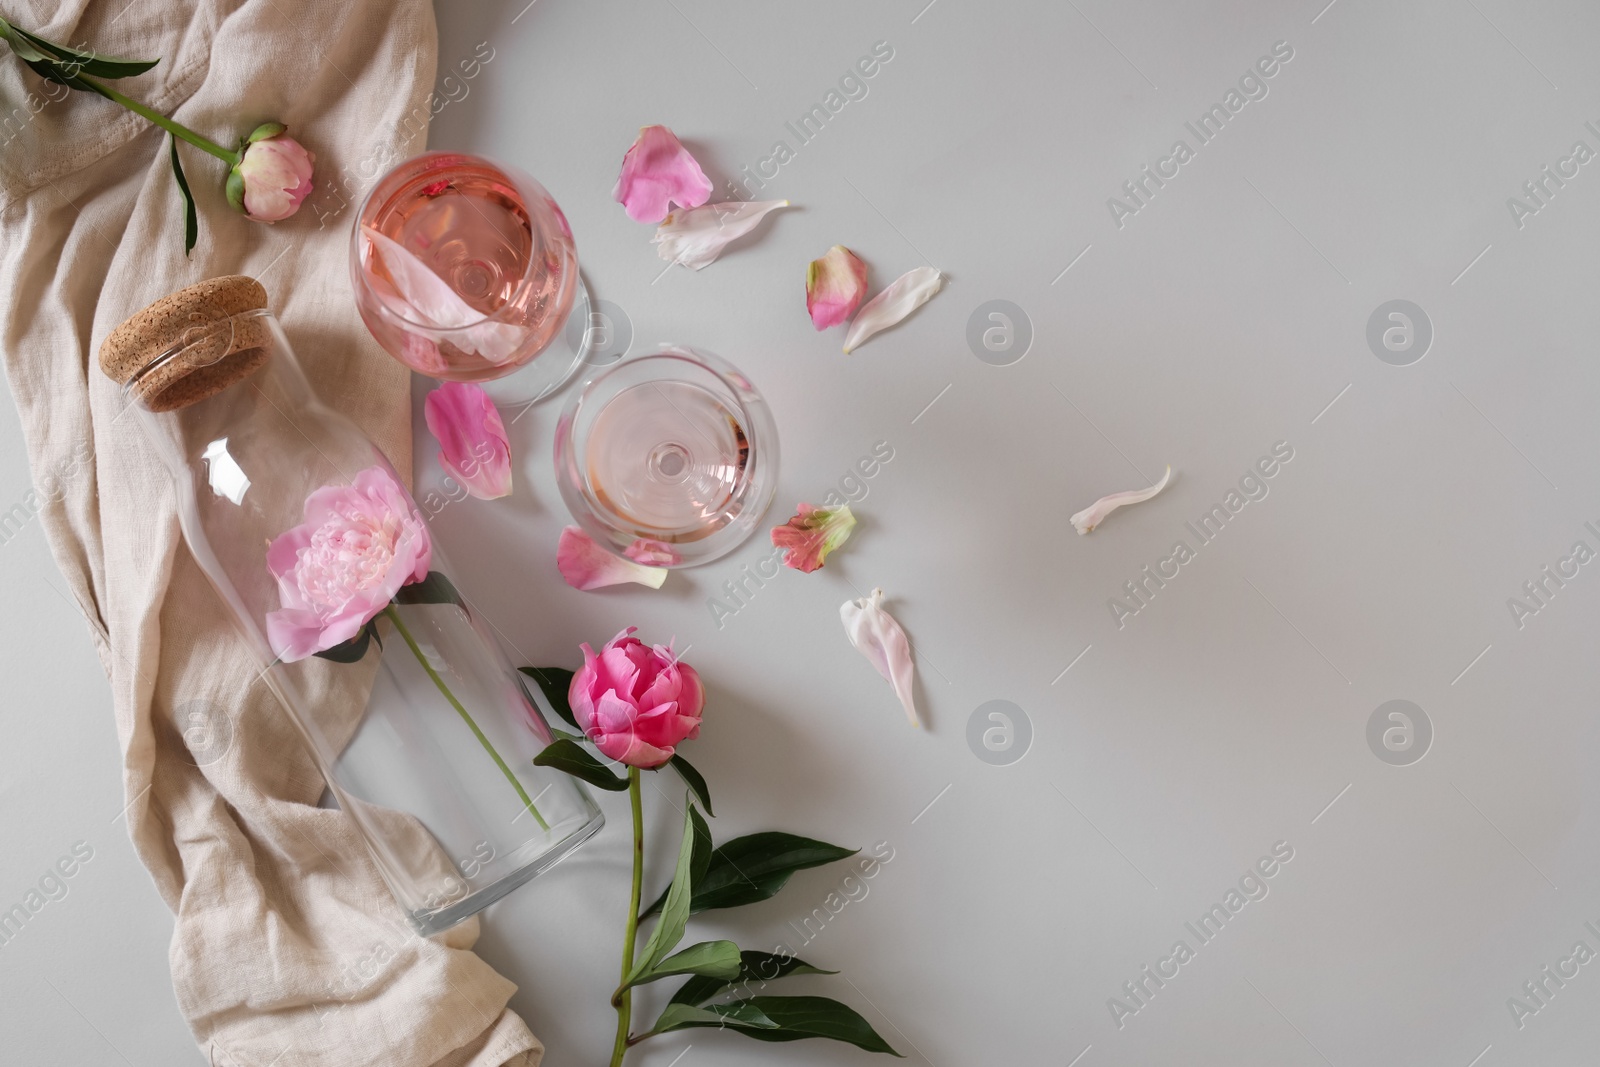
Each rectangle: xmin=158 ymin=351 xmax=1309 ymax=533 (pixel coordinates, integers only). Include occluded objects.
xmin=0 ymin=2 xmax=543 ymax=1064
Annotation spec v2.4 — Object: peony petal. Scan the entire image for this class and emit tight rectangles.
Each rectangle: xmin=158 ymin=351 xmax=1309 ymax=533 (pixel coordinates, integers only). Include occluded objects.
xmin=1070 ymin=465 xmax=1172 ymax=535
xmin=806 ymin=246 xmax=869 ymax=330
xmin=424 ymin=382 xmax=513 ymax=499
xmin=839 ymin=587 xmax=920 ymax=727
xmin=625 ymin=539 xmax=681 ymax=567
xmin=771 ymin=503 xmax=856 ymax=573
xmin=557 ymin=526 xmax=668 ymax=591
xmin=613 ymin=125 xmax=713 ymax=224
xmin=360 ymin=226 xmax=528 ymax=364
xmin=654 ymin=200 xmax=789 ymax=270
xmin=842 ymin=266 xmax=943 ymax=354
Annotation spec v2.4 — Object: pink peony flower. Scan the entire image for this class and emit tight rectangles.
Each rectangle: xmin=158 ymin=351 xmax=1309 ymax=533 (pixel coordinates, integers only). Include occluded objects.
xmin=229 ymin=127 xmax=315 ymax=222
xmin=806 ymin=246 xmax=868 ymax=330
xmin=265 ymin=466 xmax=431 ymax=662
xmin=424 ymin=382 xmax=512 ymax=500
xmin=570 ymin=627 xmax=704 ymax=768
xmin=771 ymin=503 xmax=856 ymax=572
xmin=613 ymin=125 xmax=712 ymax=223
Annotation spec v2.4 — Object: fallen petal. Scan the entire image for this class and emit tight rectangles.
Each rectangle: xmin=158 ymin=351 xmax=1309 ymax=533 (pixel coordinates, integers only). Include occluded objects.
xmin=771 ymin=503 xmax=856 ymax=573
xmin=361 ymin=226 xmax=528 ymax=363
xmin=614 ymin=125 xmax=713 ymax=224
xmin=1070 ymin=465 xmax=1172 ymax=535
xmin=654 ymin=200 xmax=789 ymax=270
xmin=558 ymin=526 xmax=668 ymax=590
xmin=806 ymin=246 xmax=869 ymax=330
xmin=424 ymin=382 xmax=512 ymax=499
xmin=839 ymin=587 xmax=919 ymax=727
xmin=842 ymin=266 xmax=943 ymax=353
xmin=625 ymin=538 xmax=681 ymax=567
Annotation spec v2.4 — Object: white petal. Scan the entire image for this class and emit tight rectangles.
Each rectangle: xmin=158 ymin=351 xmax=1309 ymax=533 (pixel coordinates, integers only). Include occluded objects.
xmin=842 ymin=266 xmax=943 ymax=353
xmin=653 ymin=200 xmax=790 ymax=270
xmin=361 ymin=226 xmax=528 ymax=364
xmin=839 ymin=587 xmax=920 ymax=727
xmin=1070 ymin=465 xmax=1172 ymax=535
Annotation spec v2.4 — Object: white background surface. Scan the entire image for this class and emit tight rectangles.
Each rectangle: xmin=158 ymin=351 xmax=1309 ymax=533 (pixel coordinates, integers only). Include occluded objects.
xmin=9 ymin=0 xmax=1600 ymax=1064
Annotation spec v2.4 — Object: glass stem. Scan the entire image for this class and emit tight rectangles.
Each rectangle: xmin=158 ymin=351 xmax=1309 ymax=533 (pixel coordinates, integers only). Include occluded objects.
xmin=382 ymin=606 xmax=549 ymax=831
xmin=83 ymin=76 xmax=239 ymax=164
xmin=609 ymin=769 xmax=644 ymax=1067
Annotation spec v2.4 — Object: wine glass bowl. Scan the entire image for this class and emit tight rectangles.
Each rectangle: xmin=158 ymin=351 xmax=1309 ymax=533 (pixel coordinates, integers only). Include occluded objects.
xmin=350 ymin=151 xmax=580 ymax=388
xmin=554 ymin=347 xmax=779 ymax=568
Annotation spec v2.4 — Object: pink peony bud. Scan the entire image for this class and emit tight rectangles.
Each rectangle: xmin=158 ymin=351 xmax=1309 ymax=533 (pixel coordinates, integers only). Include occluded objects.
xmin=569 ymin=627 xmax=704 ymax=768
xmin=423 ymin=382 xmax=513 ymax=500
xmin=228 ymin=125 xmax=314 ymax=222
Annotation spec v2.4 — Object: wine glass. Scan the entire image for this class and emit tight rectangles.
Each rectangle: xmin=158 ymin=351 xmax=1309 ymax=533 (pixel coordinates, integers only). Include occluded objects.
xmin=349 ymin=151 xmax=589 ymax=403
xmin=554 ymin=347 xmax=780 ymax=567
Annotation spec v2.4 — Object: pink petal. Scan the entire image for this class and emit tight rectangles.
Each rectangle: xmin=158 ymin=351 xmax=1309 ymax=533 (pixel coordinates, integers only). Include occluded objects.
xmin=839 ymin=587 xmax=919 ymax=727
xmin=424 ymin=382 xmax=513 ymax=500
xmin=1070 ymin=466 xmax=1171 ymax=534
xmin=625 ymin=539 xmax=680 ymax=566
xmin=771 ymin=503 xmax=857 ymax=573
xmin=806 ymin=246 xmax=868 ymax=330
xmin=613 ymin=125 xmax=713 ymax=224
xmin=557 ymin=526 xmax=669 ymax=591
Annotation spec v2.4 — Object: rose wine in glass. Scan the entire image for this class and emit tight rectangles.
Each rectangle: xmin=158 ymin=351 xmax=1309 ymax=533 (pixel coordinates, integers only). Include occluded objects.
xmin=350 ymin=151 xmax=586 ymax=401
xmin=555 ymin=348 xmax=778 ymax=567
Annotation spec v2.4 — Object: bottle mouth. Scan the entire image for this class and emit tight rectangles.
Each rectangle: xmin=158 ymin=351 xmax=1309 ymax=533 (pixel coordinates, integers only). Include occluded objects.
xmin=122 ymin=307 xmax=274 ymax=412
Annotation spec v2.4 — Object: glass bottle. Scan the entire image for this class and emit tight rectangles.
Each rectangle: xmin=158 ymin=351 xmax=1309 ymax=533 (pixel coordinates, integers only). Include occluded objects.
xmin=98 ymin=276 xmax=601 ymax=935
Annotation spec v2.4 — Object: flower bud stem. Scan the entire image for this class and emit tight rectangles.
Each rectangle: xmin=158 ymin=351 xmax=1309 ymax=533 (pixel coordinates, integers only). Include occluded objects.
xmin=383 ymin=605 xmax=549 ymax=831
xmin=609 ymin=768 xmax=644 ymax=1067
xmin=81 ymin=75 xmax=239 ymax=164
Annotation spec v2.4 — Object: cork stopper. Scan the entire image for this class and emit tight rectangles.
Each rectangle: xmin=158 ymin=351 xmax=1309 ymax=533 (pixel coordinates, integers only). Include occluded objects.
xmin=98 ymin=276 xmax=273 ymax=412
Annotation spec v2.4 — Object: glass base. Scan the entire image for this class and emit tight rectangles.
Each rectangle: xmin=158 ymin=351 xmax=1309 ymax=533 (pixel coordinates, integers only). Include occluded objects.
xmin=407 ymin=805 xmax=604 ymax=936
xmin=478 ymin=274 xmax=594 ymax=407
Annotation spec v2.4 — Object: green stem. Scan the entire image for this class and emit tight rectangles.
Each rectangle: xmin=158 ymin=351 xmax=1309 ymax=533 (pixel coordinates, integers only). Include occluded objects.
xmin=83 ymin=75 xmax=238 ymax=164
xmin=609 ymin=769 xmax=644 ymax=1067
xmin=383 ymin=606 xmax=549 ymax=831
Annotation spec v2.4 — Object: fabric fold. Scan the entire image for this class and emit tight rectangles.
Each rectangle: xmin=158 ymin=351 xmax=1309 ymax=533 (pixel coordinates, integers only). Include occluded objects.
xmin=0 ymin=2 xmax=542 ymax=1064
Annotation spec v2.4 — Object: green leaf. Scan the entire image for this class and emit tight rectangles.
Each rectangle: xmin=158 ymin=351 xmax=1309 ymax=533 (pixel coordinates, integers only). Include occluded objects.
xmin=625 ymin=940 xmax=740 ymax=989
xmin=0 ymin=21 xmax=49 ymax=63
xmin=169 ymin=136 xmax=197 ymax=256
xmin=669 ymin=753 xmax=713 ymax=816
xmin=531 ymin=738 xmax=628 ymax=791
xmin=651 ymin=995 xmax=900 ymax=1055
xmin=517 ymin=666 xmax=578 ymax=729
xmin=624 ymin=803 xmax=710 ymax=987
xmin=9 ymin=26 xmax=158 ymax=79
xmin=669 ymin=950 xmax=836 ymax=1007
xmin=648 ymin=1000 xmax=777 ymax=1036
xmin=313 ymin=621 xmax=374 ymax=663
xmin=393 ymin=571 xmax=463 ymax=607
xmin=643 ymin=832 xmax=857 ymax=918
